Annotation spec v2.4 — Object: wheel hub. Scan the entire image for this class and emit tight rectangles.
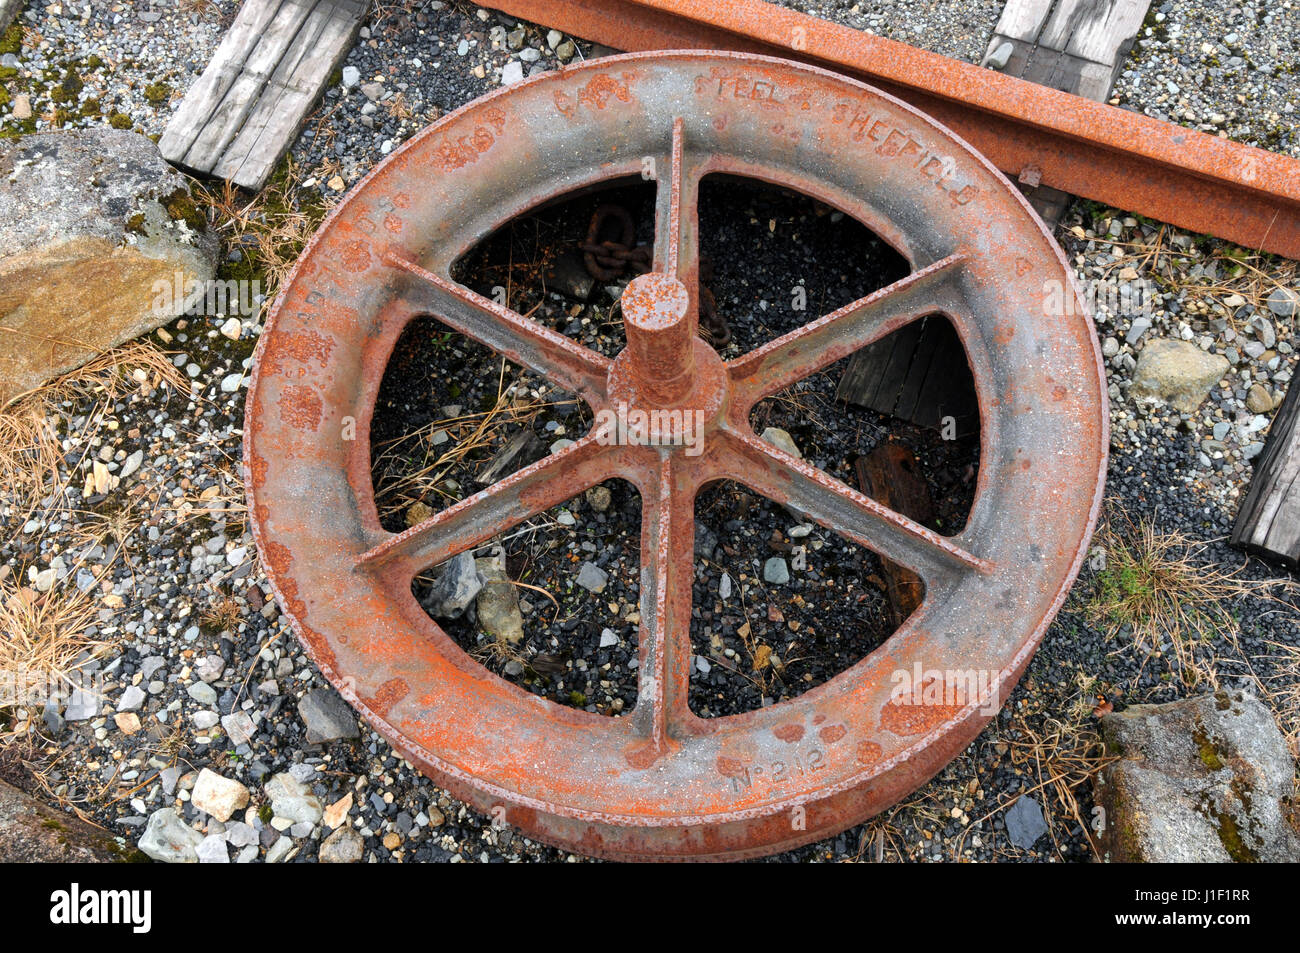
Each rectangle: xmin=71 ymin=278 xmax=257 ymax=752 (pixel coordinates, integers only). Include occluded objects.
xmin=244 ymin=52 xmax=1108 ymax=860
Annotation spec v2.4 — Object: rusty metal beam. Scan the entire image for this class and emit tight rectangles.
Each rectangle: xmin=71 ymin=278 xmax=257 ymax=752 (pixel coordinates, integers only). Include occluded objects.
xmin=489 ymin=0 xmax=1300 ymax=259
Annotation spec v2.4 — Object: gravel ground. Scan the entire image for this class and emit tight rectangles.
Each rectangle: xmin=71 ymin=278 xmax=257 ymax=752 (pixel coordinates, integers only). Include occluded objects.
xmin=0 ymin=0 xmax=1297 ymax=864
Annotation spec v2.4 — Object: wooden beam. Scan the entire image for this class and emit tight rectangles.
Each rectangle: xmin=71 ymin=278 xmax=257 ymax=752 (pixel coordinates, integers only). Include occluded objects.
xmin=1232 ymin=382 xmax=1300 ymax=567
xmin=159 ymin=0 xmax=367 ymax=191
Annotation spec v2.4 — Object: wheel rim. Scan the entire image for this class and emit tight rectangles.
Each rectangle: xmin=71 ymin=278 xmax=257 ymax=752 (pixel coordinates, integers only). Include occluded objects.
xmin=244 ymin=51 xmax=1108 ymax=860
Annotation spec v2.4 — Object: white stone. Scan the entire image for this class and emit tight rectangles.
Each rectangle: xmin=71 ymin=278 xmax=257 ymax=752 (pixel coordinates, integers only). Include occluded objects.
xmin=190 ymin=769 xmax=250 ymax=822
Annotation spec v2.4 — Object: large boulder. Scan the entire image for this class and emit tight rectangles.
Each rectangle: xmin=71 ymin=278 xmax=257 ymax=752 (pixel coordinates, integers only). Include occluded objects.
xmin=1094 ymin=691 xmax=1300 ymax=862
xmin=0 ymin=128 xmax=219 ymax=403
xmin=0 ymin=778 xmax=130 ymax=862
xmin=1129 ymin=338 xmax=1229 ymax=414
xmin=1 ymin=0 xmax=21 ymax=34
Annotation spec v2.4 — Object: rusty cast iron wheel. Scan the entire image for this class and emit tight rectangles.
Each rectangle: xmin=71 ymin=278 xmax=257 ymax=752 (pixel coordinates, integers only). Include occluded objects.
xmin=244 ymin=52 xmax=1107 ymax=861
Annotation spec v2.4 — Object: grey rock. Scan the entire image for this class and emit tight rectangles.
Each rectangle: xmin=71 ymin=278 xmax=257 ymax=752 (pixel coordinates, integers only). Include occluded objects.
xmin=575 ymin=561 xmax=608 ymax=593
xmin=225 ymin=821 xmax=257 ymax=848
xmin=1249 ymin=314 xmax=1277 ymax=348
xmin=341 ymin=65 xmax=360 ymax=87
xmin=320 ymin=825 xmax=365 ymax=863
xmin=759 ymin=426 xmax=803 ymax=458
xmin=985 ymin=39 xmax=1014 ymax=70
xmin=694 ymin=521 xmax=718 ymax=560
xmin=1130 ymin=338 xmax=1229 ymax=413
xmin=138 ymin=808 xmax=203 ymax=863
xmin=298 ymin=688 xmax=360 ymax=744
xmin=1004 ymin=795 xmax=1048 ymax=849
xmin=117 ymin=684 xmax=146 ymax=712
xmin=763 ymin=557 xmax=790 ymax=585
xmin=221 ymin=711 xmax=256 ymax=747
xmin=265 ymin=772 xmax=324 ymax=826
xmin=196 ymin=834 xmax=230 ymax=863
xmin=1094 ymin=691 xmax=1300 ymax=862
xmin=187 ymin=681 xmax=217 ymax=707
xmin=599 ymin=628 xmax=619 ymax=648
xmin=43 ymin=701 xmax=64 ymax=738
xmin=475 ymin=557 xmax=525 ymax=644
xmin=1266 ymin=286 xmax=1299 ymax=318
xmin=1125 ymin=316 xmax=1152 ymax=345
xmin=264 ymin=836 xmax=294 ymax=864
xmin=195 ymin=654 xmax=225 ymax=683
xmin=159 ymin=766 xmax=182 ymax=797
xmin=502 ymin=60 xmax=525 ymax=85
xmin=64 ymin=686 xmax=98 ymax=722
xmin=0 ymin=129 xmax=219 ymax=403
xmin=119 ymin=450 xmax=144 ymax=479
xmin=419 ymin=551 xmax=482 ymax=619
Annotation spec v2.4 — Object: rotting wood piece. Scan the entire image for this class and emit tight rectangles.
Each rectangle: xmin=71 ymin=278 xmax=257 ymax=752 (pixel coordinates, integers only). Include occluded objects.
xmin=856 ymin=445 xmax=933 ymax=627
xmin=1232 ymin=381 xmax=1300 ymax=567
xmin=159 ymin=0 xmax=367 ymax=191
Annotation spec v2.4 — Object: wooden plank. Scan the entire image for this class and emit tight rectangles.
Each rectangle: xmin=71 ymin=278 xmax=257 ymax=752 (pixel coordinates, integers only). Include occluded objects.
xmin=1232 ymin=381 xmax=1300 ymax=566
xmin=985 ymin=0 xmax=1149 ymax=104
xmin=856 ymin=445 xmax=933 ymax=627
xmin=989 ymin=0 xmax=1054 ymax=43
xmin=838 ymin=0 xmax=1151 ymax=426
xmin=159 ymin=0 xmax=367 ymax=191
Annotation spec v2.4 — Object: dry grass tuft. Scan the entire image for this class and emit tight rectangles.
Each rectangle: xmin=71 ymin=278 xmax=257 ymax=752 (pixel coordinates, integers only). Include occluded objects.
xmin=1086 ymin=515 xmax=1279 ymax=688
xmin=1 ymin=342 xmax=184 ymax=748
xmin=0 ymin=573 xmax=107 ymax=714
xmin=370 ymin=359 xmax=577 ymax=521
xmin=958 ymin=673 xmax=1116 ymax=861
xmin=191 ymin=157 xmax=333 ymax=305
xmin=0 ymin=341 xmax=184 ymax=522
xmin=1262 ymin=640 xmax=1300 ymax=763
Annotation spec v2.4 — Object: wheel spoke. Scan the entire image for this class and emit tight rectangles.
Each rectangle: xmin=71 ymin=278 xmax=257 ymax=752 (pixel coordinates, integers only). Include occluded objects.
xmin=726 ymin=254 xmax=967 ymax=412
xmin=631 ymin=452 xmax=695 ymax=750
xmin=718 ymin=427 xmax=992 ymax=585
xmin=383 ymin=248 xmax=612 ymax=405
xmin=652 ymin=117 xmax=700 ymax=293
xmin=357 ymin=435 xmax=613 ymax=577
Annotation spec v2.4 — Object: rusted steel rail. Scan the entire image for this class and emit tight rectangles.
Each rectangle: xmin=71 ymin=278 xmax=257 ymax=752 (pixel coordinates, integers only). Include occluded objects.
xmin=488 ymin=0 xmax=1300 ymax=259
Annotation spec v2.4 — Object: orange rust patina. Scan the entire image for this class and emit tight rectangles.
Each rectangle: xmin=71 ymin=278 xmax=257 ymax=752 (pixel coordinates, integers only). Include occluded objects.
xmin=244 ymin=54 xmax=1107 ymax=860
xmin=486 ymin=0 xmax=1300 ymax=259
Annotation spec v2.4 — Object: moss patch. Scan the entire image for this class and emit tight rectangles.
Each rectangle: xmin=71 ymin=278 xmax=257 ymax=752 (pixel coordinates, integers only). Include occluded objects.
xmin=51 ymin=67 xmax=82 ymax=104
xmin=108 ymin=111 xmax=133 ymax=130
xmin=163 ymin=188 xmax=207 ymax=232
xmin=143 ymin=82 xmax=171 ymax=105
xmin=0 ymin=23 xmax=22 ymax=57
